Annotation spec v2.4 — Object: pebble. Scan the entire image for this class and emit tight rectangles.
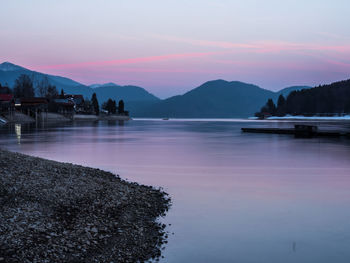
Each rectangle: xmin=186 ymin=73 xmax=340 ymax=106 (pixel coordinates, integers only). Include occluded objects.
xmin=0 ymin=149 xmax=171 ymax=263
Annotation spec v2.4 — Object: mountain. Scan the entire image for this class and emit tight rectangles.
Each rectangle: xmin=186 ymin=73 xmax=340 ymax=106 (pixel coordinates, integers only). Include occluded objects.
xmin=0 ymin=62 xmax=160 ymax=105
xmin=89 ymin=83 xmax=120 ymax=89
xmin=0 ymin=62 xmax=312 ymax=118
xmin=87 ymin=83 xmax=160 ymax=104
xmin=282 ymin=79 xmax=350 ymax=115
xmin=276 ymin=86 xmax=311 ymax=99
xmin=0 ymin=62 xmax=86 ymax=94
xmin=94 ymin=85 xmax=160 ymax=105
xmin=131 ymin=80 xmax=275 ymax=118
xmin=131 ymin=81 xmax=312 ymax=118
xmin=0 ymin=62 xmax=27 ymax=72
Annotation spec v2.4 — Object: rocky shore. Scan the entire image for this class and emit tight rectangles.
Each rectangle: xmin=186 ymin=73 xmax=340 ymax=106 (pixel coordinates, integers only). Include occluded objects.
xmin=0 ymin=149 xmax=171 ymax=262
xmin=1 ymin=112 xmax=131 ymax=124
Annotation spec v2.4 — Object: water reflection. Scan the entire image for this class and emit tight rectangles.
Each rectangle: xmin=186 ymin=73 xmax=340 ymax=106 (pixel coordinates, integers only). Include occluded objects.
xmin=15 ymin=123 xmax=21 ymax=144
xmin=1 ymin=120 xmax=350 ymax=263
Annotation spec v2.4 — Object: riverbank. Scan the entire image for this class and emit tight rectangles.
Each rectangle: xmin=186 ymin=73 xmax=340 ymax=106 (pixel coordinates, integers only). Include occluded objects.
xmin=74 ymin=114 xmax=130 ymax=121
xmin=0 ymin=112 xmax=131 ymax=124
xmin=0 ymin=149 xmax=170 ymax=262
xmin=267 ymin=115 xmax=350 ymax=121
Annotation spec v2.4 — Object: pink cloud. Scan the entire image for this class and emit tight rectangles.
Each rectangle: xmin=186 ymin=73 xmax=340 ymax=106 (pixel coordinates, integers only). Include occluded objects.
xmin=255 ymin=41 xmax=350 ymax=54
xmin=321 ymin=59 xmax=350 ymax=69
xmin=155 ymin=35 xmax=350 ymax=54
xmin=36 ymin=52 xmax=218 ymax=70
xmin=154 ymin=35 xmax=259 ymax=50
xmin=99 ymin=67 xmax=217 ymax=74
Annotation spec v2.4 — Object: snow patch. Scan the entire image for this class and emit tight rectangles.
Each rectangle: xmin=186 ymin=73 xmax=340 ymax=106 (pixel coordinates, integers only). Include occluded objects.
xmin=268 ymin=115 xmax=350 ymax=120
xmin=89 ymin=82 xmax=119 ymax=88
xmin=0 ymin=62 xmax=25 ymax=72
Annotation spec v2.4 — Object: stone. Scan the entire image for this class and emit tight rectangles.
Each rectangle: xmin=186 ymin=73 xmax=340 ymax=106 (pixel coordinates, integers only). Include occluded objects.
xmin=0 ymin=149 xmax=171 ymax=262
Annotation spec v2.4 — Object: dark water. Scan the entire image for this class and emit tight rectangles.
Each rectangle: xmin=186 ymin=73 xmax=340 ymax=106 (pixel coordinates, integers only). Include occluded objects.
xmin=1 ymin=119 xmax=350 ymax=263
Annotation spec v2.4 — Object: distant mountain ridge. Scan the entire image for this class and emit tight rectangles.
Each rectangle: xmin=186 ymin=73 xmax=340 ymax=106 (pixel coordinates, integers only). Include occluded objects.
xmin=130 ymin=80 xmax=311 ymax=118
xmin=89 ymin=83 xmax=120 ymax=89
xmin=0 ymin=62 xmax=82 ymax=90
xmin=0 ymin=62 xmax=311 ymax=117
xmin=0 ymin=62 xmax=160 ymax=105
xmin=0 ymin=62 xmax=27 ymax=72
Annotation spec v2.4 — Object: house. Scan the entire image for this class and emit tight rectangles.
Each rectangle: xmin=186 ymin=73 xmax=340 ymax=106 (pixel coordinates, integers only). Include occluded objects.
xmin=53 ymin=98 xmax=75 ymax=115
xmin=0 ymin=94 xmax=14 ymax=113
xmin=15 ymin=97 xmax=49 ymax=118
xmin=0 ymin=86 xmax=12 ymax=95
xmin=0 ymin=94 xmax=13 ymax=101
xmin=64 ymin=94 xmax=85 ymax=112
xmin=255 ymin=111 xmax=272 ymax=119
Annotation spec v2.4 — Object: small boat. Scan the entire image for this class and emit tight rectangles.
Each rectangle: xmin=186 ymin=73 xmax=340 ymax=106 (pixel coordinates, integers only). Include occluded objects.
xmin=162 ymin=118 xmax=169 ymax=120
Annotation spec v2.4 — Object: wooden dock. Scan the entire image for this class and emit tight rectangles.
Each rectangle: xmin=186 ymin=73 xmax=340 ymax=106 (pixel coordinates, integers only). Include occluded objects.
xmin=241 ymin=125 xmax=349 ymax=138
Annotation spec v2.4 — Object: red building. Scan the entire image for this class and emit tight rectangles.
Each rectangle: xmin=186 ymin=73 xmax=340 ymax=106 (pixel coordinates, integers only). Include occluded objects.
xmin=0 ymin=94 xmax=14 ymax=113
xmin=15 ymin=97 xmax=49 ymax=120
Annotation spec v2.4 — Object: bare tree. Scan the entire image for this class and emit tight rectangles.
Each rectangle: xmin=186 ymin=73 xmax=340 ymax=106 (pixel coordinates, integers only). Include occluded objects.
xmin=37 ymin=76 xmax=50 ymax=97
xmin=13 ymin=74 xmax=35 ymax=98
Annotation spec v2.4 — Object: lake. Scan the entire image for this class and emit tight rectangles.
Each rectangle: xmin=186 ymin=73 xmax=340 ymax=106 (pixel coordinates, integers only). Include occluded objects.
xmin=1 ymin=119 xmax=350 ymax=263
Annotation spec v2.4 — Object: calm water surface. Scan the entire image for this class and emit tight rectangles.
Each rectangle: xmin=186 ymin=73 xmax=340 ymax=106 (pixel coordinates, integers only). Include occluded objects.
xmin=1 ymin=119 xmax=350 ymax=263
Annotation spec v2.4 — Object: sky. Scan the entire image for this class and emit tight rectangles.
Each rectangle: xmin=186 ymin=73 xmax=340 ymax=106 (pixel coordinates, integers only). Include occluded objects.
xmin=1 ymin=0 xmax=350 ymax=98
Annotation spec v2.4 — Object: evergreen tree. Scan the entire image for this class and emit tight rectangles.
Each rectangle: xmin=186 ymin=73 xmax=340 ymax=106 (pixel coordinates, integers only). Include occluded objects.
xmin=266 ymin=98 xmax=276 ymax=115
xmin=118 ymin=100 xmax=124 ymax=114
xmin=258 ymin=79 xmax=350 ymax=116
xmin=345 ymin=99 xmax=350 ymax=113
xmin=60 ymin=89 xmax=65 ymax=98
xmin=83 ymin=99 xmax=93 ymax=113
xmin=276 ymin=94 xmax=286 ymax=116
xmin=103 ymin=98 xmax=117 ymax=114
xmin=101 ymin=101 xmax=108 ymax=113
xmin=107 ymin=99 xmax=113 ymax=114
xmin=111 ymin=100 xmax=117 ymax=114
xmin=91 ymin=93 xmax=99 ymax=115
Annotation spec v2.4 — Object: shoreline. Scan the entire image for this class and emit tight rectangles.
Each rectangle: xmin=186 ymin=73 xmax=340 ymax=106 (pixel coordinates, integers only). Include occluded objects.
xmin=3 ymin=114 xmax=350 ymax=125
xmin=0 ymin=112 xmax=131 ymax=124
xmin=266 ymin=115 xmax=350 ymax=121
xmin=0 ymin=149 xmax=170 ymax=262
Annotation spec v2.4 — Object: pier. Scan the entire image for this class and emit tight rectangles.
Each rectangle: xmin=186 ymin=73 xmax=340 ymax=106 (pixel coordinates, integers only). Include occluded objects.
xmin=242 ymin=125 xmax=350 ymax=138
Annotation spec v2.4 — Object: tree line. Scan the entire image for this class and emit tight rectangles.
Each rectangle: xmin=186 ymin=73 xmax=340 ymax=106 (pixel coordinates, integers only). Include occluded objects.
xmin=256 ymin=79 xmax=350 ymax=117
xmin=0 ymin=74 xmax=127 ymax=115
xmin=101 ymin=99 xmax=124 ymax=114
xmin=1 ymin=74 xmax=58 ymax=99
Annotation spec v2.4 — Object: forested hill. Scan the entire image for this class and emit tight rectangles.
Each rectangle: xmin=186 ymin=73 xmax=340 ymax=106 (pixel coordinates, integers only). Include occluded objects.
xmin=131 ymin=80 xmax=276 ymax=118
xmin=0 ymin=62 xmax=160 ymax=104
xmin=258 ymin=79 xmax=350 ymax=116
xmin=128 ymin=80 xmax=313 ymax=118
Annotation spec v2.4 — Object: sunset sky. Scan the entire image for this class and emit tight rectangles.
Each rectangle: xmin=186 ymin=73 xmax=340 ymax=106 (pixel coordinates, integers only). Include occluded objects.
xmin=1 ymin=0 xmax=350 ymax=98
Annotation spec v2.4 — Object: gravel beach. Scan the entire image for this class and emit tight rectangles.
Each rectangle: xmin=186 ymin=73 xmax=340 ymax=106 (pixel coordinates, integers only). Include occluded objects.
xmin=0 ymin=149 xmax=171 ymax=262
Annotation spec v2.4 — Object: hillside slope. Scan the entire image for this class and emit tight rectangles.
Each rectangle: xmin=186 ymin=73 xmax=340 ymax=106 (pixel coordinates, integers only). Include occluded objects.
xmin=132 ymin=80 xmax=276 ymax=118
xmin=0 ymin=62 xmax=160 ymax=104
